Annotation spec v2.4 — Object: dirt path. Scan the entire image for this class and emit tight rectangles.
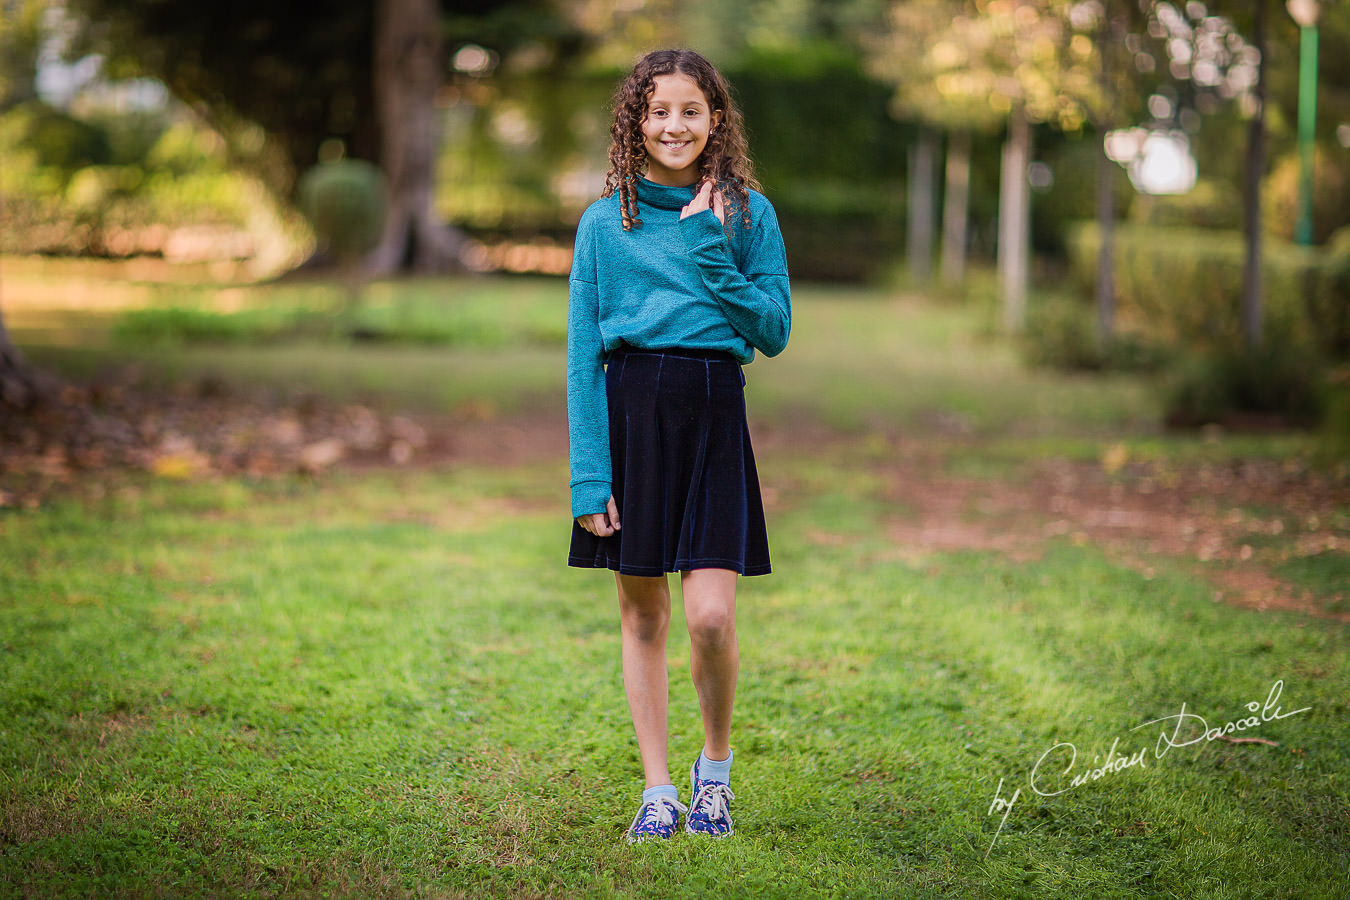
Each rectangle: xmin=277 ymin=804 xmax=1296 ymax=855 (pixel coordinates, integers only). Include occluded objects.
xmin=752 ymin=419 xmax=1348 ymax=623
xmin=872 ymin=443 xmax=1349 ymax=622
xmin=3 ymin=373 xmax=1346 ymax=622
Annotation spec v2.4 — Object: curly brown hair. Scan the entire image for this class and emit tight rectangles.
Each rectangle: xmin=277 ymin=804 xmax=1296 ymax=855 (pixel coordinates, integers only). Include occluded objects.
xmin=601 ymin=49 xmax=760 ymax=232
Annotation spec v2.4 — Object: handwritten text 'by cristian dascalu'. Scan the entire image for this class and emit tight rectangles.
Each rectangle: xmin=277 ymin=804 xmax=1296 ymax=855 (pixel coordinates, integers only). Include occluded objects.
xmin=983 ymin=679 xmax=1312 ymax=857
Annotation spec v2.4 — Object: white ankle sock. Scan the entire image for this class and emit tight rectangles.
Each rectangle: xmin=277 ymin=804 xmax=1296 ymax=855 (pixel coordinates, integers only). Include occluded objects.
xmin=698 ymin=749 xmax=733 ymax=784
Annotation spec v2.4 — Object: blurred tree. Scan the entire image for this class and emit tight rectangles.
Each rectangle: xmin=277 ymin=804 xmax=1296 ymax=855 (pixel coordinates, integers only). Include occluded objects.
xmin=1084 ymin=0 xmax=1158 ymax=347
xmin=0 ymin=0 xmax=45 ymax=111
xmin=1 ymin=0 xmax=49 ymax=403
xmin=563 ymin=0 xmax=888 ymax=69
xmin=368 ymin=0 xmax=455 ymax=273
xmin=63 ymin=0 xmax=582 ymax=274
xmin=864 ymin=0 xmax=982 ymax=289
xmin=0 ymin=292 xmax=49 ymax=409
xmin=868 ymin=0 xmax=1105 ymax=326
xmin=1147 ymin=0 xmax=1279 ymax=350
xmin=1239 ymin=0 xmax=1270 ymax=352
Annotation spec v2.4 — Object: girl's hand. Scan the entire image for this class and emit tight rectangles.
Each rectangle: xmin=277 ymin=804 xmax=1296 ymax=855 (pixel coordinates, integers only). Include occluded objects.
xmin=576 ymin=496 xmax=621 ymax=537
xmin=681 ymin=180 xmax=725 ymax=224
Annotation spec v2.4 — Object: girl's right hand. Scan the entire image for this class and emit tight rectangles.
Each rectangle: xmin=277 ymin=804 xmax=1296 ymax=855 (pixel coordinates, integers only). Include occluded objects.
xmin=576 ymin=496 xmax=621 ymax=537
xmin=681 ymin=180 xmax=725 ymax=224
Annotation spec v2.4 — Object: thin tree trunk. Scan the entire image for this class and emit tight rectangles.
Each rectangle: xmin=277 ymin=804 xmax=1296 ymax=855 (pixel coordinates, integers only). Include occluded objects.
xmin=999 ymin=107 xmax=1031 ymax=331
xmin=1095 ymin=127 xmax=1116 ymax=346
xmin=0 ymin=184 xmax=33 ymax=407
xmin=0 ymin=251 xmax=39 ymax=408
xmin=366 ymin=0 xmax=464 ymax=275
xmin=0 ymin=309 xmax=44 ymax=410
xmin=941 ymin=129 xmax=971 ymax=288
xmin=1094 ymin=8 xmax=1117 ymax=347
xmin=908 ymin=125 xmax=938 ymax=285
xmin=1241 ymin=0 xmax=1267 ymax=351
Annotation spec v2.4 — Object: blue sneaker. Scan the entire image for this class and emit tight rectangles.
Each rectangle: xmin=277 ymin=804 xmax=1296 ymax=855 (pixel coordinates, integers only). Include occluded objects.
xmin=625 ymin=794 xmax=687 ymax=844
xmin=685 ymin=757 xmax=735 ymax=837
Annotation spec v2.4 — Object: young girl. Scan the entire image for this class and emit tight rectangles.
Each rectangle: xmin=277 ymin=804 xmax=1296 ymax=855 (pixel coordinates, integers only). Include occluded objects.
xmin=566 ymin=48 xmax=790 ymax=843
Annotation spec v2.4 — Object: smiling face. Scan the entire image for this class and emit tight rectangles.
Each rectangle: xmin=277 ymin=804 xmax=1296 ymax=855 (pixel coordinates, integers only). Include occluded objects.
xmin=641 ymin=72 xmax=722 ymax=187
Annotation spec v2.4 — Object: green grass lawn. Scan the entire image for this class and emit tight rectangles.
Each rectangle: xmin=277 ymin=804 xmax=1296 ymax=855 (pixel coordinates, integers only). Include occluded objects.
xmin=3 ymin=269 xmax=1348 ymax=897
xmin=2 ymin=463 xmax=1346 ymax=898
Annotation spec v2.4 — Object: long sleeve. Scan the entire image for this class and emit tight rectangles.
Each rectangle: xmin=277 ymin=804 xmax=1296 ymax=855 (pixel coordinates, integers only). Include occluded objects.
xmin=566 ymin=215 xmax=612 ymax=519
xmin=678 ymin=200 xmax=791 ymax=357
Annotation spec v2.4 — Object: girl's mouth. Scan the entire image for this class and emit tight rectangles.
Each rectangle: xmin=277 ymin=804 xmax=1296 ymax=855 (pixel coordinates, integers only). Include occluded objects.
xmin=662 ymin=141 xmax=691 ymax=151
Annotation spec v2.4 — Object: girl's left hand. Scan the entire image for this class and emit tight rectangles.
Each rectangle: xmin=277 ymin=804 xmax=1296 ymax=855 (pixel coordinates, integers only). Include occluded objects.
xmin=681 ymin=181 xmax=725 ymax=224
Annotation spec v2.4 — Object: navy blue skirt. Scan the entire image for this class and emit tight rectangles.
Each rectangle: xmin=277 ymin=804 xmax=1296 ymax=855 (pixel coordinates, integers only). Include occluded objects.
xmin=568 ymin=346 xmax=771 ymax=577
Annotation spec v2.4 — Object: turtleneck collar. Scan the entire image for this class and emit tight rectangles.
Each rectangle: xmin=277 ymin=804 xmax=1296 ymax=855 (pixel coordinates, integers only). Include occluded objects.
xmin=634 ymin=177 xmax=698 ymax=212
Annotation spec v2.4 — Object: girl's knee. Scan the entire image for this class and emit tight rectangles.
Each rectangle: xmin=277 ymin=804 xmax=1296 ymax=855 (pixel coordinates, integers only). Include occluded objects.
xmin=621 ymin=603 xmax=670 ymax=643
xmin=686 ymin=606 xmax=736 ymax=650
xmin=682 ymin=569 xmax=737 ymax=650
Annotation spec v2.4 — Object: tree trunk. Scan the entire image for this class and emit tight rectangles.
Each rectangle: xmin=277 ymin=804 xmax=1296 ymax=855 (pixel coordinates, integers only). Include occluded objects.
xmin=1095 ymin=127 xmax=1116 ymax=346
xmin=941 ymin=129 xmax=971 ymax=289
xmin=1241 ymin=0 xmax=1267 ymax=351
xmin=998 ymin=107 xmax=1031 ymax=332
xmin=1094 ymin=8 xmax=1117 ymax=347
xmin=0 ymin=308 xmax=45 ymax=410
xmin=366 ymin=0 xmax=465 ymax=276
xmin=907 ymin=125 xmax=938 ymax=286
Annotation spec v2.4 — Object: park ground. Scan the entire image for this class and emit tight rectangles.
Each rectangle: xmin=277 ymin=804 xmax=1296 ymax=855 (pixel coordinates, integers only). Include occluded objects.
xmin=1 ymin=263 xmax=1348 ymax=898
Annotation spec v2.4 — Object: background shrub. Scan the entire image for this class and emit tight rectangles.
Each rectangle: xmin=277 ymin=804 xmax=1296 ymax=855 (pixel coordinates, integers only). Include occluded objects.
xmin=1021 ymin=293 xmax=1104 ymax=371
xmin=1164 ymin=343 xmax=1327 ymax=428
xmin=1126 ymin=178 xmax=1243 ymax=231
xmin=1021 ymin=292 xmax=1172 ymax=373
xmin=297 ymin=159 xmax=387 ymax=263
xmin=1321 ymin=366 xmax=1350 ymax=459
xmin=1066 ymin=222 xmax=1350 ymax=360
xmin=113 ymin=307 xmax=316 ymax=345
xmin=1264 ymin=148 xmax=1350 ymax=246
xmin=0 ymin=101 xmax=294 ymax=260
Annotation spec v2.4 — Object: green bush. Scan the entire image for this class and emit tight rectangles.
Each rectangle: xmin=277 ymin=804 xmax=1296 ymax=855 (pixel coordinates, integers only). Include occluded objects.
xmin=1320 ymin=228 xmax=1350 ymax=360
xmin=1163 ymin=343 xmax=1327 ymax=428
xmin=347 ymin=302 xmax=507 ymax=346
xmin=1067 ymin=223 xmax=1350 ymax=359
xmin=110 ymin=291 xmax=569 ymax=349
xmin=13 ymin=102 xmax=113 ymax=173
xmin=1021 ymin=292 xmax=1171 ymax=373
xmin=1321 ymin=366 xmax=1350 ymax=459
xmin=1022 ymin=293 xmax=1103 ymax=371
xmin=1127 ymin=178 xmax=1243 ymax=231
xmin=297 ymin=160 xmax=387 ymax=263
xmin=1264 ymin=147 xmax=1350 ymax=245
xmin=0 ymin=104 xmax=280 ymax=256
xmin=113 ymin=307 xmax=319 ymax=345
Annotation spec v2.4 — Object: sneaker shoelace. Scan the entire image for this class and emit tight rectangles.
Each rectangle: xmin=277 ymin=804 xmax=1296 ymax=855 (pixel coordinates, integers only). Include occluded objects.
xmin=691 ymin=781 xmax=734 ymax=822
xmin=635 ymin=796 xmax=684 ymax=834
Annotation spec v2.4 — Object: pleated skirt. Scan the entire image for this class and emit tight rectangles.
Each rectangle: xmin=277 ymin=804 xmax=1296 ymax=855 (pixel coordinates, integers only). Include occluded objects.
xmin=568 ymin=346 xmax=771 ymax=577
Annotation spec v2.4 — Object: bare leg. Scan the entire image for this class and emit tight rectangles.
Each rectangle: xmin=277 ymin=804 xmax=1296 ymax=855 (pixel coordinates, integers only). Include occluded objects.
xmin=681 ymin=568 xmax=739 ymax=761
xmin=616 ymin=573 xmax=673 ymax=788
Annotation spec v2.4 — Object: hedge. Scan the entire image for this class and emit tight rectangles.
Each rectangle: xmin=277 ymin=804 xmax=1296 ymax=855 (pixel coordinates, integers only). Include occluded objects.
xmin=1066 ymin=223 xmax=1350 ymax=360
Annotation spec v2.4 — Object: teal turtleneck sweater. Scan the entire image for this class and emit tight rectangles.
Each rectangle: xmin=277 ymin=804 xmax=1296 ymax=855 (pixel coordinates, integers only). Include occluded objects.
xmin=567 ymin=178 xmax=791 ymax=518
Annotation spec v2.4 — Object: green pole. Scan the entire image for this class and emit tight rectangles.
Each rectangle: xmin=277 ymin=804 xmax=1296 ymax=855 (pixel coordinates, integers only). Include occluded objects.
xmin=1295 ymin=23 xmax=1319 ymax=246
